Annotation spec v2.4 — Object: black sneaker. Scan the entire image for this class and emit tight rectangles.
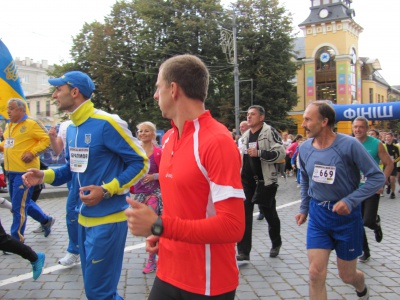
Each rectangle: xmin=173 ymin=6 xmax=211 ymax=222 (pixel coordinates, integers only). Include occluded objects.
xmin=356 ymin=284 xmax=369 ymax=300
xmin=386 ymin=185 xmax=391 ymax=194
xmin=257 ymin=213 xmax=264 ymax=220
xmin=358 ymin=252 xmax=370 ymax=263
xmin=270 ymin=245 xmax=281 ymax=258
xmin=42 ymin=216 xmax=55 ymax=237
xmin=374 ymin=215 xmax=383 ymax=243
xmin=390 ymin=192 xmax=395 ymax=199
xmin=236 ymin=253 xmax=250 ymax=261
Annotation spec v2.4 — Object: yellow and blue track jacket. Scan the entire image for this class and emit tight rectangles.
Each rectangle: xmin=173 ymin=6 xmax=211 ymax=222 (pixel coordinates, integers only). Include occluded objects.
xmin=43 ymin=101 xmax=149 ymax=225
xmin=0 ymin=115 xmax=50 ymax=173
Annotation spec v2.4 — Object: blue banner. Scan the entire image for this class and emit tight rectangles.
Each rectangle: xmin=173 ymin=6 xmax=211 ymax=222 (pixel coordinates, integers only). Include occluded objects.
xmin=332 ymin=102 xmax=400 ymax=122
xmin=0 ymin=39 xmax=27 ymax=120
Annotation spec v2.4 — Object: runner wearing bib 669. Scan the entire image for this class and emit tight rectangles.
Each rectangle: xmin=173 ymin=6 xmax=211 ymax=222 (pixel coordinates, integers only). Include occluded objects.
xmin=295 ymin=101 xmax=385 ymax=300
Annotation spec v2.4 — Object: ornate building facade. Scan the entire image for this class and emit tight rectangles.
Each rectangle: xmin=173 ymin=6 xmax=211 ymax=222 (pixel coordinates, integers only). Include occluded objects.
xmin=290 ymin=0 xmax=400 ymax=134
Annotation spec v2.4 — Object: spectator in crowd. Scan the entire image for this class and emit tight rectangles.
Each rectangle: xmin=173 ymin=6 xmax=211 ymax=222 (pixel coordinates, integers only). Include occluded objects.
xmin=286 ymin=134 xmax=303 ymax=177
xmin=384 ymin=132 xmax=399 ymax=199
xmin=291 ymin=137 xmax=307 ymax=187
xmin=276 ymin=132 xmax=288 ymax=180
xmin=238 ymin=120 xmax=264 ymax=221
xmin=237 ymin=105 xmax=285 ymax=260
xmin=282 ymin=131 xmax=292 ymax=176
xmin=131 ymin=121 xmax=162 ymax=274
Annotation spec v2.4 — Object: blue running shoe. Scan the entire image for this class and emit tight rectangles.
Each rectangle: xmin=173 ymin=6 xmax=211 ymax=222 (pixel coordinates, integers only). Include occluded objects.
xmin=32 ymin=252 xmax=45 ymax=280
xmin=43 ymin=216 xmax=55 ymax=237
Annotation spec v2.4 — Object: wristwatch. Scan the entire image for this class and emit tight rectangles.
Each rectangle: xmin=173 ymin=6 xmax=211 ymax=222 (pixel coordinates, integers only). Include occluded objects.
xmin=102 ymin=187 xmax=111 ymax=199
xmin=151 ymin=217 xmax=164 ymax=236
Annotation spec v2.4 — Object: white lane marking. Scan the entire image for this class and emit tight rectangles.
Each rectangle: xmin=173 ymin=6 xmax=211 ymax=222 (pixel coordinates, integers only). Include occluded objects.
xmin=253 ymin=199 xmax=301 ymax=216
xmin=0 ymin=242 xmax=147 ymax=287
xmin=0 ymin=200 xmax=301 ymax=287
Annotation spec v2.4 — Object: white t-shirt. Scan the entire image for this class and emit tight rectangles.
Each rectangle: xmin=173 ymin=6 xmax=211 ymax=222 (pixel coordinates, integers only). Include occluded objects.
xmin=57 ymin=120 xmax=73 ymax=151
xmin=283 ymin=138 xmax=292 ymax=150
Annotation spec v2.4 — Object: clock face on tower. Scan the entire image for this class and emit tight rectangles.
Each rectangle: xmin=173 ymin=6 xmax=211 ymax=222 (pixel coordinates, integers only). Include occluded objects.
xmin=319 ymin=8 xmax=329 ymax=19
xmin=320 ymin=52 xmax=330 ymax=63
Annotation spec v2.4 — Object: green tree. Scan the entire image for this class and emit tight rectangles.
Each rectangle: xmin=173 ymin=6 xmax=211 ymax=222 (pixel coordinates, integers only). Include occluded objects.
xmin=234 ymin=0 xmax=299 ymax=131
xmin=62 ymin=0 xmax=232 ymax=132
xmin=50 ymin=0 xmax=299 ymax=133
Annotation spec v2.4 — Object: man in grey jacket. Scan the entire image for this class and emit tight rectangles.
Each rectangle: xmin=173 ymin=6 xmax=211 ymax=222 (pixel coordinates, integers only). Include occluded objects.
xmin=237 ymin=105 xmax=286 ymax=260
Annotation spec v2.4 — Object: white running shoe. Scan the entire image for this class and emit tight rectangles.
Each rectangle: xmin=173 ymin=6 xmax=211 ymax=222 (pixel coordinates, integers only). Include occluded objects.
xmin=32 ymin=224 xmax=44 ymax=233
xmin=58 ymin=252 xmax=80 ymax=266
xmin=0 ymin=197 xmax=12 ymax=210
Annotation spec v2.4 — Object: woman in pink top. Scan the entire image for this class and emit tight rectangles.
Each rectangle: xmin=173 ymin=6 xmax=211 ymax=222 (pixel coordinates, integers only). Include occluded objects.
xmin=131 ymin=121 xmax=162 ymax=274
xmin=285 ymin=134 xmax=303 ymax=176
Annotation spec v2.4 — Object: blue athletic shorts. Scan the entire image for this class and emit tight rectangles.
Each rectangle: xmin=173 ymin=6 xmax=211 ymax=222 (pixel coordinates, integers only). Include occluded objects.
xmin=307 ymin=199 xmax=363 ymax=261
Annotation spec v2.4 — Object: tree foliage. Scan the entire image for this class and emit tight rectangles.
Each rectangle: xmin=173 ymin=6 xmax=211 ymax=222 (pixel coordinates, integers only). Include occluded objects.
xmin=234 ymin=0 xmax=299 ymax=130
xmin=50 ymin=0 xmax=299 ymax=132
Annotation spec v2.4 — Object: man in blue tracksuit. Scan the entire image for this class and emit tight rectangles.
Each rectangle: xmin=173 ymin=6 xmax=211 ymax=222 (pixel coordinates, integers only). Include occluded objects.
xmin=22 ymin=71 xmax=149 ymax=300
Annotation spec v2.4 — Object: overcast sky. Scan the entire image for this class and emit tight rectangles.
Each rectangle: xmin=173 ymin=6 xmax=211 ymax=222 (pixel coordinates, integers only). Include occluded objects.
xmin=0 ymin=0 xmax=398 ymax=85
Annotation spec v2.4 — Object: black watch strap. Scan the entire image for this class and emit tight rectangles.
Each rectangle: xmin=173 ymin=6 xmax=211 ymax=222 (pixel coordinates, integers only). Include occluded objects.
xmin=102 ymin=187 xmax=111 ymax=199
xmin=151 ymin=217 xmax=163 ymax=236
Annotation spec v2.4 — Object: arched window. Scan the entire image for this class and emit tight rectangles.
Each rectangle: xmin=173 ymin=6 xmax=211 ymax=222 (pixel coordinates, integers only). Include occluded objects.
xmin=315 ymin=47 xmax=337 ymax=103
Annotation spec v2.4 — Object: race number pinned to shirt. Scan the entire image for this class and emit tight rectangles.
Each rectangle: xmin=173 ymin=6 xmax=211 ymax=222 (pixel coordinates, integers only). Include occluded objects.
xmin=312 ymin=164 xmax=336 ymax=184
xmin=4 ymin=138 xmax=15 ymax=148
xmin=248 ymin=142 xmax=257 ymax=149
xmin=70 ymin=147 xmax=89 ymax=173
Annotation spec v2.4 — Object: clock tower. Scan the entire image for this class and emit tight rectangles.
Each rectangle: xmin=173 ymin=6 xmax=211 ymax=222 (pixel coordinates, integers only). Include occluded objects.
xmin=295 ymin=0 xmax=363 ymax=132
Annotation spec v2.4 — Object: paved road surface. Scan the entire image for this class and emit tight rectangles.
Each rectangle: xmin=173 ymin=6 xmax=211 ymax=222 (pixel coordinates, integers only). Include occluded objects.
xmin=1 ymin=176 xmax=399 ymax=299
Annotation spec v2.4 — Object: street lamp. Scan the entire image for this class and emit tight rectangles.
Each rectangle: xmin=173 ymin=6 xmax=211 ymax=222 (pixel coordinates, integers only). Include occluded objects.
xmin=220 ymin=10 xmax=240 ymax=136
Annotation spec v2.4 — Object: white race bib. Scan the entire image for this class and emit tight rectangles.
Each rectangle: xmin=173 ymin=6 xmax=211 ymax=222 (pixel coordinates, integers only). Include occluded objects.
xmin=69 ymin=147 xmax=89 ymax=173
xmin=248 ymin=142 xmax=257 ymax=149
xmin=4 ymin=138 xmax=14 ymax=148
xmin=312 ymin=164 xmax=336 ymax=184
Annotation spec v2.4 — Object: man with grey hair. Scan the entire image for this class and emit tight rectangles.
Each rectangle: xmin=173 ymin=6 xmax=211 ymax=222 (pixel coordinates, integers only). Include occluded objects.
xmin=0 ymin=98 xmax=54 ymax=242
xmin=296 ymin=101 xmax=385 ymax=300
xmin=352 ymin=116 xmax=392 ymax=262
xmin=237 ymin=105 xmax=286 ymax=260
xmin=238 ymin=120 xmax=265 ymax=221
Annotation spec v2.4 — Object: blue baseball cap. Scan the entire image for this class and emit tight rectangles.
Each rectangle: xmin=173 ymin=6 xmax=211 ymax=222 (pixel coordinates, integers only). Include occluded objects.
xmin=48 ymin=71 xmax=95 ymax=98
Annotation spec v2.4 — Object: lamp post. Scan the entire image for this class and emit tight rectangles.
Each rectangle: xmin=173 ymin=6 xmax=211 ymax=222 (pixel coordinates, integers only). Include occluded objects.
xmin=232 ymin=13 xmax=240 ymax=136
xmin=220 ymin=10 xmax=240 ymax=135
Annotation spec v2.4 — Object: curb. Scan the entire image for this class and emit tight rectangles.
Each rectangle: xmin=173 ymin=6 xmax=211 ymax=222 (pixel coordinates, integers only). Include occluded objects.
xmin=1 ymin=186 xmax=69 ymax=201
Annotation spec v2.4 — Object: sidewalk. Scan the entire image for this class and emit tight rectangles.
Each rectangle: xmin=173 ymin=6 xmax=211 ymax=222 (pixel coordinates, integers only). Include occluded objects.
xmin=1 ymin=176 xmax=400 ymax=299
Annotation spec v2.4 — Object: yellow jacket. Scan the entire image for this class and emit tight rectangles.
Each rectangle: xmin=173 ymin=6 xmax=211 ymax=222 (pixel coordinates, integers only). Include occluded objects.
xmin=1 ymin=116 xmax=50 ymax=173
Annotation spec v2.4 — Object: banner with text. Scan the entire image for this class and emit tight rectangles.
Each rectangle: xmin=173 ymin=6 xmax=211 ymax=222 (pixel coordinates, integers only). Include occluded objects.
xmin=332 ymin=102 xmax=400 ymax=122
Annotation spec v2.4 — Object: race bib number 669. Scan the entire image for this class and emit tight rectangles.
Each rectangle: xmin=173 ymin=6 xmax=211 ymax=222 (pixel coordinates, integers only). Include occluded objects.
xmin=312 ymin=164 xmax=336 ymax=184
